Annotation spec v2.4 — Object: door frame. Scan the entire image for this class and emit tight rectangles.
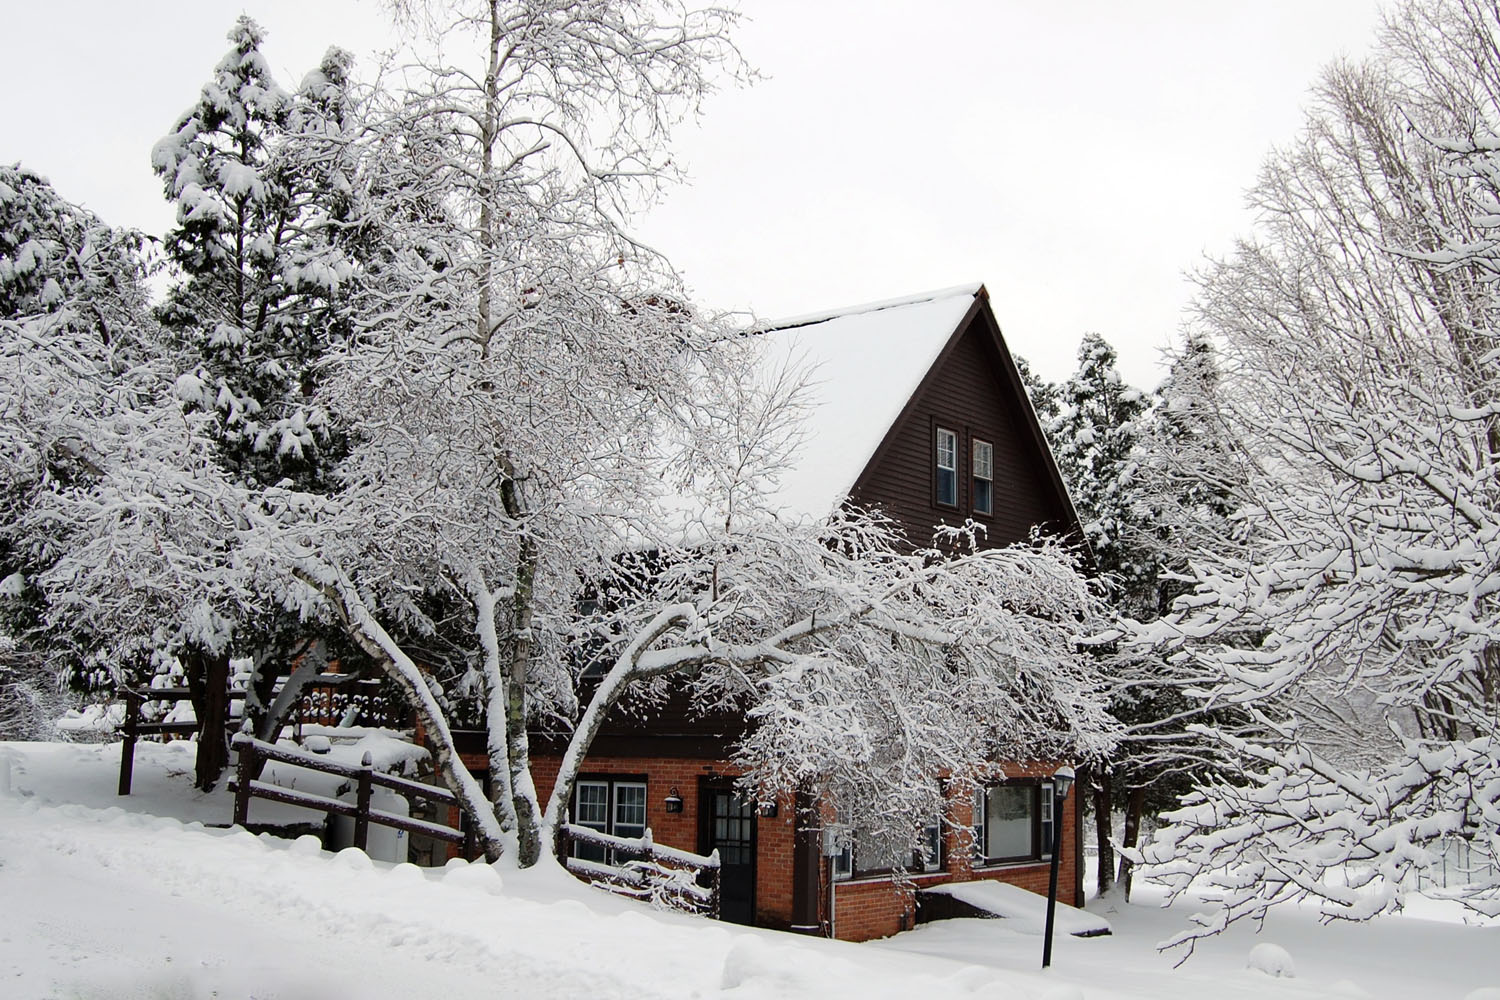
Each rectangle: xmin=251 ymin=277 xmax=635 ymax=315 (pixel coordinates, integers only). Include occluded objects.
xmin=698 ymin=777 xmax=757 ymax=924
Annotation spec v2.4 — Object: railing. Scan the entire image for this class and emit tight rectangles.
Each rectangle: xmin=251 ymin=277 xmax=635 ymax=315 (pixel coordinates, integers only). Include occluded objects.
xmin=229 ymin=733 xmax=479 ymax=860
xmin=296 ymin=677 xmax=407 ymax=729
xmin=559 ymin=822 xmax=721 ymax=916
xmin=116 ymin=674 xmax=408 ymax=796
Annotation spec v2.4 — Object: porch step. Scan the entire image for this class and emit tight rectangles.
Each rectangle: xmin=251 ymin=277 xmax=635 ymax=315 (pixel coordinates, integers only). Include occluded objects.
xmin=916 ymin=880 xmax=1112 ymax=937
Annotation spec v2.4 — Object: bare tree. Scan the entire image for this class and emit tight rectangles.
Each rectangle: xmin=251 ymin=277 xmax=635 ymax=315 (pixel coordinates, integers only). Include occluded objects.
xmin=1134 ymin=0 xmax=1500 ymax=951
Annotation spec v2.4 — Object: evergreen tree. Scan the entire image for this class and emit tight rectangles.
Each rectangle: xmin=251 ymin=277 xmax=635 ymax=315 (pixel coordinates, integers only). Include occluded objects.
xmin=147 ymin=20 xmax=369 ymax=785
xmin=1013 ymin=353 xmax=1060 ymax=427
xmin=152 ymin=18 xmax=358 ymax=492
xmin=0 ymin=163 xmax=158 ymax=694
xmin=1046 ymin=334 xmax=1154 ymax=895
xmin=1051 ymin=333 xmax=1154 ymax=603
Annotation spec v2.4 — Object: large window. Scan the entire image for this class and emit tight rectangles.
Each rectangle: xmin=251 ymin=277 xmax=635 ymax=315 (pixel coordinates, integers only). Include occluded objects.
xmin=571 ymin=777 xmax=647 ymax=863
xmin=973 ymin=780 xmax=1055 ymax=865
xmin=972 ymin=439 xmax=993 ymax=515
xmin=936 ymin=427 xmax=958 ymax=506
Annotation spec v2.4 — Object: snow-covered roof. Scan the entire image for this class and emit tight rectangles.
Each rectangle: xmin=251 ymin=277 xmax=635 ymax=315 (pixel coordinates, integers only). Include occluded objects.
xmin=756 ymin=284 xmax=982 ymax=519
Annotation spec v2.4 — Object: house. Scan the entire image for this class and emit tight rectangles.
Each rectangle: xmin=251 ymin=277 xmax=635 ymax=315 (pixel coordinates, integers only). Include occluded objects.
xmin=483 ymin=284 xmax=1088 ymax=940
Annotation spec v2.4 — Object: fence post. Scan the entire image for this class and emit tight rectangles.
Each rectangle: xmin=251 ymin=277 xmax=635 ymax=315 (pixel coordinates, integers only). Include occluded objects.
xmin=117 ymin=689 xmax=142 ymax=796
xmin=232 ymin=735 xmax=255 ymax=829
xmin=462 ymin=816 xmax=477 ymax=861
xmin=708 ymin=848 xmax=722 ymax=920
xmin=353 ymin=751 xmax=373 ymax=852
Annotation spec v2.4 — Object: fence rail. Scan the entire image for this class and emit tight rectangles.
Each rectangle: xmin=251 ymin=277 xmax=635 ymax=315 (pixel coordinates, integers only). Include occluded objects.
xmin=559 ymin=822 xmax=721 ymax=916
xmin=115 ymin=687 xmax=249 ymax=795
xmin=116 ymin=674 xmax=405 ymax=796
xmin=229 ymin=734 xmax=478 ymax=859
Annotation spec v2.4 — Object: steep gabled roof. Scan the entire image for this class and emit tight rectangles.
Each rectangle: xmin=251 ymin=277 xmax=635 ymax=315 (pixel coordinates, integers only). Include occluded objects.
xmin=756 ymin=284 xmax=1083 ymax=541
xmin=755 ymin=284 xmax=982 ymax=519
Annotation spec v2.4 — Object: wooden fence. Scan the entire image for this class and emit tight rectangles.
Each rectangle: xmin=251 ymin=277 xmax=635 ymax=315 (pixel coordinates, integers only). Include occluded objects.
xmin=116 ymin=686 xmax=248 ymax=795
xmin=228 ymin=736 xmax=719 ymax=916
xmin=229 ymin=733 xmax=479 ymax=859
xmin=116 ymin=674 xmax=405 ymax=796
xmin=559 ymin=822 xmax=721 ymax=916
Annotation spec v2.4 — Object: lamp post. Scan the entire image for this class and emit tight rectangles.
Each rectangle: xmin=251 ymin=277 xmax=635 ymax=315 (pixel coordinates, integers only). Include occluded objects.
xmin=1041 ymin=765 xmax=1075 ymax=970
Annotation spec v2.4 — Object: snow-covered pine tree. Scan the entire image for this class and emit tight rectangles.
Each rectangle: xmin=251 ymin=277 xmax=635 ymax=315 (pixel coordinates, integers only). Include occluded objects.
xmin=0 ymin=163 xmax=158 ymax=694
xmin=1013 ymin=352 xmax=1060 ymax=427
xmin=153 ymin=18 xmax=358 ymax=493
xmin=1100 ymin=333 xmax=1253 ymax=899
xmin=1047 ymin=333 xmax=1157 ymax=895
xmin=149 ymin=22 xmax=373 ymax=785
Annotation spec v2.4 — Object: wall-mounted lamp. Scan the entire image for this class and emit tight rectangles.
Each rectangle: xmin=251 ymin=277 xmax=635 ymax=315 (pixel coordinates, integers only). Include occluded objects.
xmin=759 ymin=800 xmax=778 ymax=818
xmin=664 ymin=786 xmax=683 ymax=813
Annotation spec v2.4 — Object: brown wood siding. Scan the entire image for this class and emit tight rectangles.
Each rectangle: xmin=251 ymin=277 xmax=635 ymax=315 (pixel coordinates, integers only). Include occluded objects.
xmin=849 ymin=313 xmax=1071 ymax=551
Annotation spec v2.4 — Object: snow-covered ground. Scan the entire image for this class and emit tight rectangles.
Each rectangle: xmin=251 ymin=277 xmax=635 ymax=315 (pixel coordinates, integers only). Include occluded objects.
xmin=1 ymin=741 xmax=1496 ymax=999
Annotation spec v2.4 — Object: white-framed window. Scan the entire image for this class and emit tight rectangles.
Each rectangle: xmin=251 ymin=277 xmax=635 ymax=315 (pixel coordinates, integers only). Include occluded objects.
xmin=973 ymin=780 xmax=1055 ymax=865
xmin=936 ymin=427 xmax=958 ymax=506
xmin=834 ymin=800 xmax=945 ymax=879
xmin=613 ymin=781 xmax=647 ymax=841
xmin=832 ymin=839 xmax=853 ymax=881
xmin=972 ymin=439 xmax=993 ymax=515
xmin=570 ymin=777 xmax=648 ymax=864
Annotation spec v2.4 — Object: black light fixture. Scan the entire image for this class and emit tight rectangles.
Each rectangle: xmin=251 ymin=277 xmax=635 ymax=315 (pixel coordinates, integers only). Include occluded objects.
xmin=1042 ymin=765 xmax=1076 ymax=970
xmin=664 ymin=786 xmax=683 ymax=813
xmin=759 ymin=800 xmax=778 ymax=818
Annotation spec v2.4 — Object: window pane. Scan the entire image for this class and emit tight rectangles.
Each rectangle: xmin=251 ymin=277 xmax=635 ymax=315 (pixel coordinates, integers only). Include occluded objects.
xmin=614 ymin=782 xmax=646 ymax=832
xmin=833 ymin=843 xmax=852 ymax=880
xmin=984 ymin=785 xmax=1034 ymax=859
xmin=854 ymin=826 xmax=908 ymax=874
xmin=936 ymin=429 xmax=956 ymax=469
xmin=573 ymin=782 xmax=610 ymax=863
xmin=920 ymin=821 xmax=943 ymax=872
xmin=938 ymin=468 xmax=957 ymax=505
xmin=973 ymin=477 xmax=992 ymax=514
xmin=973 ymin=440 xmax=993 ymax=479
xmin=576 ymin=782 xmax=608 ymax=828
xmin=1040 ymin=781 xmax=1054 ymax=858
xmin=937 ymin=428 xmax=958 ymax=505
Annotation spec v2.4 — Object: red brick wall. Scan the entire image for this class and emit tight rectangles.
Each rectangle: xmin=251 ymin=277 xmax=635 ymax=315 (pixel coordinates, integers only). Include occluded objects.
xmin=528 ymin=753 xmax=799 ymax=929
xmin=515 ymin=751 xmax=1079 ymax=943
xmin=826 ymin=770 xmax=1079 ymax=942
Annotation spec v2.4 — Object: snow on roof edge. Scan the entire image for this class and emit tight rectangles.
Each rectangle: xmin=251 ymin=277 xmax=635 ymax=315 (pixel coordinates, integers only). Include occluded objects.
xmin=758 ymin=283 xmax=983 ymax=333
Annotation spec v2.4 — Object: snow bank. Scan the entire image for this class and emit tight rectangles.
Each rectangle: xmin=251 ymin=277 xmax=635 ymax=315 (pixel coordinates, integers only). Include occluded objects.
xmin=1246 ymin=941 xmax=1295 ymax=978
xmin=5 ymin=740 xmax=1498 ymax=1000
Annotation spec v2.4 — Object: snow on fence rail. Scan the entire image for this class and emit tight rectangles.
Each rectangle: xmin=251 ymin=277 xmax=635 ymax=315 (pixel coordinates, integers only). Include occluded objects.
xmin=558 ymin=822 xmax=721 ymax=917
xmin=229 ymin=734 xmax=479 ymax=859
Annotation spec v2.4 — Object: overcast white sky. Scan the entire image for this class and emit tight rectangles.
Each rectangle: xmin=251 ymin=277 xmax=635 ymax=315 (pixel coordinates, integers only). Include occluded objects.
xmin=1 ymin=1 xmax=1384 ymax=387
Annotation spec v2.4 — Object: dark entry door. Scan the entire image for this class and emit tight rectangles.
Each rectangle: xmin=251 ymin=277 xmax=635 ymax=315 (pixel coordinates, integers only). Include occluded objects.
xmin=704 ymin=789 xmax=756 ymax=925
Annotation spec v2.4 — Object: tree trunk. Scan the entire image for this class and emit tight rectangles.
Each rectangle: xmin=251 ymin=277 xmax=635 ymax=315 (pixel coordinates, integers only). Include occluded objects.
xmin=183 ymin=649 xmax=230 ymax=792
xmin=1119 ymin=784 xmax=1146 ymax=902
xmin=505 ymin=536 xmax=544 ymax=866
xmin=1092 ymin=770 xmax=1116 ymax=898
xmin=308 ymin=568 xmax=507 ymax=860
